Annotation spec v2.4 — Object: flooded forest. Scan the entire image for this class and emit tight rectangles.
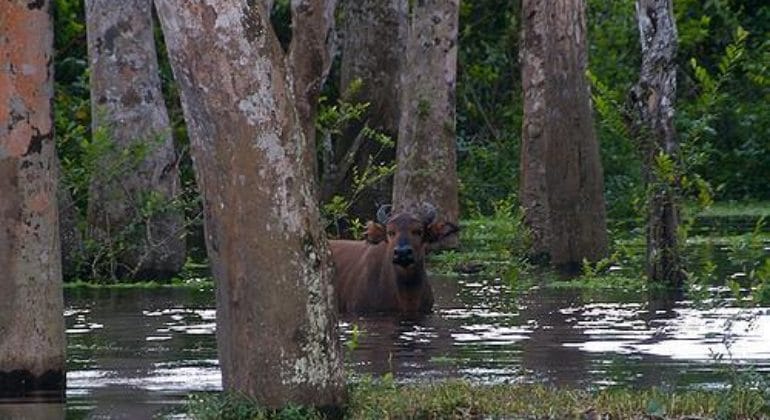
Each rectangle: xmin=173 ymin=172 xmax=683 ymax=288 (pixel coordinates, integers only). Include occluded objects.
xmin=2 ymin=0 xmax=770 ymax=418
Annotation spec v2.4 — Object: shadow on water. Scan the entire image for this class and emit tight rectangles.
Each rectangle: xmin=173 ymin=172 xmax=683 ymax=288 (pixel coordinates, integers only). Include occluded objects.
xmin=2 ymin=267 xmax=769 ymax=417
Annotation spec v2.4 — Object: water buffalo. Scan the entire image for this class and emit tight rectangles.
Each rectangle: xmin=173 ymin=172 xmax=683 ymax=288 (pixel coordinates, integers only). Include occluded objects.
xmin=330 ymin=204 xmax=458 ymax=315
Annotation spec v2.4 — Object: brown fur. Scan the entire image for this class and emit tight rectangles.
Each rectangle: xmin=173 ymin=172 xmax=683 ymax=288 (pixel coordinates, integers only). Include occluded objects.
xmin=330 ymin=211 xmax=458 ymax=315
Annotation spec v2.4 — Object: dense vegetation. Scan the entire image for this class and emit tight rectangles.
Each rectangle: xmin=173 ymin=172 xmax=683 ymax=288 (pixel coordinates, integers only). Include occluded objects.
xmin=51 ymin=0 xmax=769 ymax=280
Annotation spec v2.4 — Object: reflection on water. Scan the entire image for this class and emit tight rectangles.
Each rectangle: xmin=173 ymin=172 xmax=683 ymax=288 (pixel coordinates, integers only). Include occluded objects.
xmin=2 ymin=274 xmax=768 ymax=417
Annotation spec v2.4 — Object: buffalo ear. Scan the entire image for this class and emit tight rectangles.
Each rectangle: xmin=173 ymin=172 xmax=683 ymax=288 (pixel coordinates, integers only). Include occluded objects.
xmin=426 ymin=221 xmax=459 ymax=243
xmin=364 ymin=221 xmax=387 ymax=244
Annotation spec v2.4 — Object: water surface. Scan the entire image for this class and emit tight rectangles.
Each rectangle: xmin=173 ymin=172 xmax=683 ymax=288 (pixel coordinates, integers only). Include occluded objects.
xmin=47 ymin=275 xmax=770 ymax=418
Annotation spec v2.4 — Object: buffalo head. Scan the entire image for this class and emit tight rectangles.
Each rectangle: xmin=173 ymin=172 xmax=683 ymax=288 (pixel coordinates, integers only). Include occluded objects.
xmin=364 ymin=203 xmax=458 ymax=278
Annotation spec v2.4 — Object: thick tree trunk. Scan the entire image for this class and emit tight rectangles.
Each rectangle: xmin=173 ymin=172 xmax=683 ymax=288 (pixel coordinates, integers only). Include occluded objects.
xmin=325 ymin=0 xmax=407 ymax=220
xmin=155 ymin=0 xmax=345 ymax=409
xmin=520 ymin=0 xmax=608 ymax=272
xmin=393 ymin=0 xmax=460 ymax=248
xmin=86 ymin=0 xmax=185 ymax=280
xmin=629 ymin=0 xmax=683 ymax=285
xmin=0 ymin=0 xmax=66 ymax=398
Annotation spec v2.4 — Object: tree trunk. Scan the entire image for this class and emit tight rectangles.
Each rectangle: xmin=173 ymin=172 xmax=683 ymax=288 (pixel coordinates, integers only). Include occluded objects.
xmin=288 ymin=0 xmax=338 ymax=180
xmin=85 ymin=0 xmax=185 ymax=280
xmin=629 ymin=0 xmax=683 ymax=285
xmin=326 ymin=0 xmax=407 ymax=221
xmin=393 ymin=0 xmax=460 ymax=248
xmin=154 ymin=0 xmax=345 ymax=409
xmin=0 ymin=0 xmax=66 ymax=398
xmin=520 ymin=0 xmax=608 ymax=273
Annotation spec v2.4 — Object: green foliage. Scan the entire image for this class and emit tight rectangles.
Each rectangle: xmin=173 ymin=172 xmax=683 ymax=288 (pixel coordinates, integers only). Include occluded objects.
xmin=456 ymin=0 xmax=521 ymax=214
xmin=317 ymin=80 xmax=396 ymax=237
xmin=431 ymin=196 xmax=531 ymax=287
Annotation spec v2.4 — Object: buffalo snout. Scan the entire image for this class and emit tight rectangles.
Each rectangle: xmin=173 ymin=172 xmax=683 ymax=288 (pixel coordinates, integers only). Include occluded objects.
xmin=392 ymin=244 xmax=415 ymax=266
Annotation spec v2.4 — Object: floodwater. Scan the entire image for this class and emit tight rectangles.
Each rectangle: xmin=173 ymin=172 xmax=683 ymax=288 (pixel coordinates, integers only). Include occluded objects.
xmin=29 ymin=271 xmax=770 ymax=418
xmin=1 ymin=234 xmax=769 ymax=418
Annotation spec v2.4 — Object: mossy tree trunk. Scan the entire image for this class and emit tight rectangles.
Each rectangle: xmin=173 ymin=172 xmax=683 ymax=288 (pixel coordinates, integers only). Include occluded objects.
xmin=155 ymin=0 xmax=345 ymax=409
xmin=0 ymin=0 xmax=66 ymax=398
xmin=393 ymin=0 xmax=460 ymax=248
xmin=322 ymin=0 xmax=407 ymax=222
xmin=629 ymin=0 xmax=684 ymax=286
xmin=85 ymin=0 xmax=185 ymax=280
xmin=520 ymin=0 xmax=608 ymax=273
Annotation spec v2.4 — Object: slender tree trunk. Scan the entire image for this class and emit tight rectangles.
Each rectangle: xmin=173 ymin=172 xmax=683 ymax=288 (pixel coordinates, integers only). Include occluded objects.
xmin=155 ymin=0 xmax=345 ymax=409
xmin=0 ymin=0 xmax=66 ymax=398
xmin=86 ymin=0 xmax=185 ymax=280
xmin=325 ymin=0 xmax=407 ymax=220
xmin=393 ymin=0 xmax=460 ymax=248
xmin=629 ymin=0 xmax=683 ymax=285
xmin=520 ymin=0 xmax=608 ymax=272
xmin=288 ymin=0 xmax=338 ymax=180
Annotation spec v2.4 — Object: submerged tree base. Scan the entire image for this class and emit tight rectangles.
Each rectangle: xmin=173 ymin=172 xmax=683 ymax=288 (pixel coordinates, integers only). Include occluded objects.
xmin=0 ymin=369 xmax=65 ymax=399
xmin=187 ymin=379 xmax=769 ymax=419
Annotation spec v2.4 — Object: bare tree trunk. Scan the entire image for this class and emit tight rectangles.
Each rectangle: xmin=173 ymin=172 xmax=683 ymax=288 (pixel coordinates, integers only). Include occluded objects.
xmin=393 ymin=0 xmax=460 ymax=248
xmin=0 ymin=0 xmax=66 ymax=398
xmin=629 ymin=0 xmax=683 ymax=285
xmin=325 ymin=0 xmax=407 ymax=220
xmin=155 ymin=0 xmax=345 ymax=409
xmin=288 ymin=0 xmax=338 ymax=180
xmin=86 ymin=0 xmax=185 ymax=280
xmin=520 ymin=0 xmax=608 ymax=272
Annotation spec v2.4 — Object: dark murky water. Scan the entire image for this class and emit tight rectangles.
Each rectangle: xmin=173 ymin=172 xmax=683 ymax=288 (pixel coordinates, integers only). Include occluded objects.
xmin=34 ymin=272 xmax=769 ymax=418
xmin=2 ymin=227 xmax=769 ymax=418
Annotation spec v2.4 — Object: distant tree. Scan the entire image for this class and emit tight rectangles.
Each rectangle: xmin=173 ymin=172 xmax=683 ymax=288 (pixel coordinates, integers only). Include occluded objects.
xmin=154 ymin=0 xmax=345 ymax=409
xmin=0 ymin=0 xmax=66 ymax=398
xmin=520 ymin=0 xmax=609 ymax=272
xmin=628 ymin=0 xmax=684 ymax=285
xmin=393 ymin=0 xmax=460 ymax=248
xmin=321 ymin=0 xmax=407 ymax=221
xmin=85 ymin=0 xmax=185 ymax=280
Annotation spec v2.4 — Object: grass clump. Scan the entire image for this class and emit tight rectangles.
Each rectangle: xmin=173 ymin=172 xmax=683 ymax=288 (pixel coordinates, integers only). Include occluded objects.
xmin=186 ymin=379 xmax=769 ymax=419
xmin=187 ymin=393 xmax=325 ymax=420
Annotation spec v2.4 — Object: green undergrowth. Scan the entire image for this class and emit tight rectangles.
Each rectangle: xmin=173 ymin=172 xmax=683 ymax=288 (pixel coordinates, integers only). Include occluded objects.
xmin=695 ymin=201 xmax=770 ymax=218
xmin=186 ymin=378 xmax=770 ymax=419
xmin=64 ymin=277 xmax=212 ymax=290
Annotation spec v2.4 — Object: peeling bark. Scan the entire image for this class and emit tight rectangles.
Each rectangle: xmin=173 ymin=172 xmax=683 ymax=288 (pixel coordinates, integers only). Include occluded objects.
xmin=327 ymin=0 xmax=407 ymax=220
xmin=393 ymin=0 xmax=460 ymax=249
xmin=629 ymin=0 xmax=684 ymax=285
xmin=154 ymin=0 xmax=345 ymax=408
xmin=520 ymin=0 xmax=608 ymax=271
xmin=86 ymin=0 xmax=185 ymax=279
xmin=0 ymin=0 xmax=66 ymax=398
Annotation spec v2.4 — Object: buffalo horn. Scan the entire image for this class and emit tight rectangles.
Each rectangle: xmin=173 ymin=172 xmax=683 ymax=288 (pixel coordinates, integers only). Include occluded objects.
xmin=376 ymin=204 xmax=392 ymax=224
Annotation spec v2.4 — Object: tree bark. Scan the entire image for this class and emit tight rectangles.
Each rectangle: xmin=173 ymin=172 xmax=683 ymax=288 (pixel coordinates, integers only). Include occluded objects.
xmin=393 ymin=0 xmax=460 ymax=248
xmin=326 ymin=0 xmax=407 ymax=220
xmin=629 ymin=0 xmax=683 ymax=285
xmin=154 ymin=0 xmax=345 ymax=409
xmin=86 ymin=0 xmax=185 ymax=280
xmin=288 ymin=0 xmax=338 ymax=180
xmin=520 ymin=0 xmax=608 ymax=272
xmin=0 ymin=0 xmax=66 ymax=398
